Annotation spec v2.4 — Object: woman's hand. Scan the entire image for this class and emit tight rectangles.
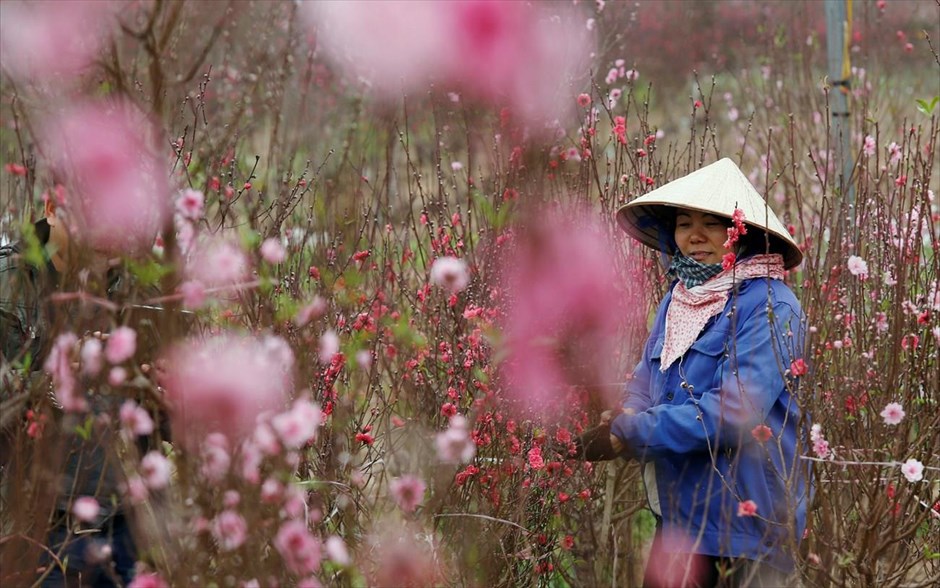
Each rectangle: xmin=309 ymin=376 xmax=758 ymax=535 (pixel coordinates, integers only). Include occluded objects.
xmin=601 ymin=408 xmax=634 ymax=455
xmin=609 ymin=434 xmax=624 ymax=454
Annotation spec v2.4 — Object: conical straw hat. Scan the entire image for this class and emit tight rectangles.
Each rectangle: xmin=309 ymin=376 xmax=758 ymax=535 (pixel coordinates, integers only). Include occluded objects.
xmin=615 ymin=158 xmax=802 ymax=269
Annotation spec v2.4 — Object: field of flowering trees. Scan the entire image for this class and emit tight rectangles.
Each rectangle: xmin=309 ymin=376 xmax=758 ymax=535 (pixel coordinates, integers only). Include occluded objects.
xmin=0 ymin=1 xmax=938 ymax=587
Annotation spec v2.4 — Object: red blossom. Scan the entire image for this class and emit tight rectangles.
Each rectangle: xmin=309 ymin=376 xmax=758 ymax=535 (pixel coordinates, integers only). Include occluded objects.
xmin=355 ymin=432 xmax=375 ymax=445
xmin=4 ymin=162 xmax=27 ymax=176
xmin=721 ymin=252 xmax=736 ymax=270
xmin=750 ymin=424 xmax=772 ymax=443
xmin=790 ymin=358 xmax=808 ymax=376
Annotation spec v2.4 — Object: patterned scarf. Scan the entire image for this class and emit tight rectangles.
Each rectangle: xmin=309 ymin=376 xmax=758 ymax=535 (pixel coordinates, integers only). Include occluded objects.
xmin=660 ymin=253 xmax=786 ymax=371
xmin=668 ymin=252 xmax=724 ymax=289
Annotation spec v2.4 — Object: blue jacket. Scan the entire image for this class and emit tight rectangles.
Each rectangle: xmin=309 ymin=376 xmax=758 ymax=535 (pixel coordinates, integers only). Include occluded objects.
xmin=611 ymin=277 xmax=810 ymax=572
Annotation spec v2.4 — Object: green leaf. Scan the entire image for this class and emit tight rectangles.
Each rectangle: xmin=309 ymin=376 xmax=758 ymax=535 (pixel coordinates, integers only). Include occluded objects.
xmin=74 ymin=415 xmax=94 ymax=441
xmin=125 ymin=258 xmax=172 ymax=288
xmin=19 ymin=221 xmax=46 ymax=269
xmin=915 ymin=96 xmax=939 ymax=116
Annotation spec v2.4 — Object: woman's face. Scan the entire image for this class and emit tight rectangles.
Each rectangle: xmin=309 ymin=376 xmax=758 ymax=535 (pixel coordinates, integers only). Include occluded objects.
xmin=674 ymin=209 xmax=729 ymax=265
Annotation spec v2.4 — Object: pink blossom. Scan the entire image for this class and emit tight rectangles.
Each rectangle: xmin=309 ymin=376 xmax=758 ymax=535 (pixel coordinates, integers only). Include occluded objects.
xmin=862 ymin=135 xmax=876 ymax=157
xmin=105 ymin=327 xmax=137 ymax=364
xmin=160 ymin=334 xmax=293 ymax=448
xmin=260 ymin=478 xmax=283 ymax=503
xmin=355 ymin=349 xmax=373 ymax=371
xmin=810 ymin=424 xmax=831 ymax=459
xmin=211 ymin=510 xmax=248 ymax=551
xmin=436 ymin=415 xmax=476 ymax=464
xmin=175 ymin=188 xmax=205 ymax=220
xmin=139 ymin=451 xmax=171 ymax=490
xmin=40 ymin=101 xmax=169 ymax=253
xmin=901 ymin=458 xmax=924 ymax=483
xmin=253 ymin=423 xmax=282 ymax=456
xmin=44 ymin=333 xmax=86 ymax=412
xmin=80 ymin=338 xmax=103 ymax=376
xmin=119 ymin=400 xmax=154 ymax=437
xmin=72 ymin=496 xmax=100 ymax=523
xmin=274 ymin=520 xmax=322 ymax=575
xmin=201 ymin=433 xmax=232 ymax=482
xmin=123 ymin=476 xmax=148 ymax=504
xmin=108 ymin=367 xmax=127 ymax=386
xmin=430 ymin=256 xmax=470 ymax=293
xmin=0 ymin=1 xmax=117 ymax=82
xmin=750 ymin=424 xmax=773 ymax=443
xmin=260 ymin=238 xmax=287 ymax=264
xmin=604 ymin=67 xmax=619 ymax=85
xmin=305 ymin=1 xmax=591 ymax=128
xmin=295 ymin=296 xmax=328 ymax=327
xmin=737 ymin=499 xmax=758 ymax=517
xmin=127 ymin=573 xmax=169 ymax=588
xmin=624 ymin=68 xmax=639 ymax=81
xmin=501 ymin=209 xmax=639 ymax=420
xmin=325 ymin=536 xmax=351 ymax=566
xmin=179 ymin=280 xmax=207 ymax=309
xmin=880 ymin=402 xmax=905 ymax=426
xmin=577 ymin=93 xmax=591 ymax=107
xmin=887 ymin=141 xmax=902 ymax=164
xmin=389 ymin=475 xmax=426 ymax=513
xmin=365 ymin=525 xmax=443 ymax=587
xmin=271 ymin=398 xmax=324 ymax=449
xmin=527 ymin=446 xmax=545 ymax=470
xmin=318 ymin=330 xmax=340 ymax=364
xmin=846 ymin=255 xmax=869 ymax=279
xmin=186 ymin=237 xmax=249 ymax=290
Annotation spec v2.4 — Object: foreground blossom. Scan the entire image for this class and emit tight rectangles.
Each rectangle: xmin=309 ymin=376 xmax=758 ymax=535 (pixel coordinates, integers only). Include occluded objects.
xmin=436 ymin=415 xmax=476 ymax=464
xmin=139 ymin=451 xmax=171 ymax=490
xmin=847 ymin=255 xmax=869 ymax=279
xmin=40 ymin=101 xmax=169 ymax=253
xmin=119 ymin=400 xmax=155 ymax=437
xmin=211 ymin=510 xmax=248 ymax=551
xmin=72 ymin=496 xmax=100 ymax=523
xmin=105 ymin=326 xmax=137 ymax=364
xmin=389 ymin=475 xmax=427 ymax=513
xmin=901 ymin=459 xmax=924 ymax=483
xmin=160 ymin=334 xmax=294 ymax=448
xmin=429 ymin=256 xmax=471 ymax=293
xmin=274 ymin=520 xmax=322 ymax=575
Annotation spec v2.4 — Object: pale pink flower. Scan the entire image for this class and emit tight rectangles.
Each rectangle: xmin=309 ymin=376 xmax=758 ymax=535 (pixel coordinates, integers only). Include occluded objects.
xmin=389 ymin=475 xmax=426 ymax=513
xmin=880 ymin=402 xmax=905 ymax=426
xmin=105 ymin=326 xmax=137 ymax=364
xmin=224 ymin=490 xmax=241 ymax=508
xmin=261 ymin=478 xmax=284 ymax=503
xmin=175 ymin=188 xmax=205 ymax=220
xmin=211 ymin=510 xmax=248 ymax=551
xmin=887 ymin=141 xmax=902 ymax=164
xmin=318 ymin=330 xmax=340 ymax=364
xmin=430 ymin=256 xmax=470 ymax=293
xmin=271 ymin=398 xmax=324 ymax=449
xmin=0 ymin=1 xmax=118 ymax=82
xmin=160 ymin=334 xmax=293 ymax=448
xmin=45 ymin=333 xmax=86 ymax=412
xmin=253 ymin=422 xmax=282 ymax=456
xmin=281 ymin=484 xmax=307 ymax=519
xmin=240 ymin=441 xmax=263 ymax=484
xmin=80 ymin=338 xmax=103 ymax=376
xmin=274 ymin=520 xmax=322 ymax=575
xmin=450 ymin=161 xmax=463 ymax=172
xmin=127 ymin=573 xmax=169 ymax=588
xmin=186 ymin=237 xmax=249 ymax=289
xmin=40 ymin=101 xmax=169 ymax=253
xmin=179 ymin=280 xmax=207 ymax=309
xmin=325 ymin=536 xmax=351 ymax=566
xmin=846 ymin=255 xmax=869 ymax=279
xmin=119 ymin=400 xmax=154 ymax=437
xmin=123 ymin=476 xmax=148 ymax=504
xmin=72 ymin=496 xmax=100 ymax=523
xmin=260 ymin=238 xmax=287 ymax=264
xmin=624 ymin=68 xmax=639 ymax=81
xmin=201 ymin=433 xmax=232 ymax=482
xmin=139 ymin=451 xmax=171 ymax=490
xmin=604 ymin=67 xmax=619 ymax=85
xmin=862 ymin=135 xmax=876 ymax=157
xmin=366 ymin=525 xmax=443 ymax=587
xmin=108 ymin=367 xmax=127 ymax=386
xmin=355 ymin=349 xmax=373 ymax=371
xmin=737 ymin=500 xmax=758 ymax=517
xmin=810 ymin=424 xmax=832 ymax=459
xmin=901 ymin=458 xmax=924 ymax=483
xmin=294 ymin=296 xmax=327 ymax=327
xmin=435 ymin=415 xmax=476 ymax=464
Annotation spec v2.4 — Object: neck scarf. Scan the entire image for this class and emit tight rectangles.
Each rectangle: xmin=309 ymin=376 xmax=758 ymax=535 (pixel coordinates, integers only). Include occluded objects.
xmin=660 ymin=253 xmax=786 ymax=371
xmin=669 ymin=253 xmax=724 ymax=289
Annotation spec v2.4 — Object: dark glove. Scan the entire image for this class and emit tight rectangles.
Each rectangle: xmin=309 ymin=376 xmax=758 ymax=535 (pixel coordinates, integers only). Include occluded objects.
xmin=573 ymin=423 xmax=620 ymax=461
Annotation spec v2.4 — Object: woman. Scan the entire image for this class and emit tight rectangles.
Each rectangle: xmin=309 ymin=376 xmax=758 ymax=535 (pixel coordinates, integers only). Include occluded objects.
xmin=609 ymin=159 xmax=810 ymax=587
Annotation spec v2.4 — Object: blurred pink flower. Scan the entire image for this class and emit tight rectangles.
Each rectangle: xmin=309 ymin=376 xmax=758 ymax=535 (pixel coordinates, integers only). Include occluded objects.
xmin=123 ymin=476 xmax=148 ymax=504
xmin=750 ymin=424 xmax=773 ymax=443
xmin=847 ymin=255 xmax=869 ymax=279
xmin=436 ymin=415 xmax=476 ymax=464
xmin=179 ymin=280 xmax=207 ymax=309
xmin=863 ymin=135 xmax=876 ymax=157
xmin=325 ymin=536 xmax=351 ymax=566
xmin=119 ymin=400 xmax=155 ymax=437
xmin=72 ymin=496 xmax=100 ymax=523
xmin=175 ymin=188 xmax=205 ymax=220
xmin=366 ymin=525 xmax=443 ymax=588
xmin=0 ymin=1 xmax=117 ymax=82
xmin=211 ymin=510 xmax=248 ymax=551
xmin=318 ymin=330 xmax=340 ymax=364
xmin=127 ymin=573 xmax=168 ymax=588
xmin=737 ymin=499 xmax=758 ymax=517
xmin=260 ymin=238 xmax=287 ymax=264
xmin=41 ymin=101 xmax=169 ymax=253
xmin=201 ymin=433 xmax=232 ymax=482
xmin=887 ymin=142 xmax=902 ymax=164
xmin=305 ymin=1 xmax=591 ymax=127
xmin=80 ymin=338 xmax=103 ymax=376
xmin=294 ymin=296 xmax=327 ymax=327
xmin=274 ymin=520 xmax=322 ymax=575
xmin=880 ymin=402 xmax=906 ymax=426
xmin=44 ymin=333 xmax=86 ymax=412
xmin=108 ymin=366 xmax=127 ymax=386
xmin=430 ymin=256 xmax=470 ymax=293
xmin=139 ymin=451 xmax=171 ymax=490
xmin=901 ymin=458 xmax=924 ymax=483
xmin=161 ymin=334 xmax=294 ymax=448
xmin=501 ymin=209 xmax=638 ymax=420
xmin=389 ymin=475 xmax=427 ymax=513
xmin=271 ymin=398 xmax=324 ymax=449
xmin=186 ymin=237 xmax=249 ymax=290
xmin=105 ymin=326 xmax=137 ymax=364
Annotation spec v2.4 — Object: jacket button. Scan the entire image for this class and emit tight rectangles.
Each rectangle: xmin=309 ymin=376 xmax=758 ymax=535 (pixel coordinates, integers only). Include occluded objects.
xmin=665 ymin=392 xmax=674 ymax=401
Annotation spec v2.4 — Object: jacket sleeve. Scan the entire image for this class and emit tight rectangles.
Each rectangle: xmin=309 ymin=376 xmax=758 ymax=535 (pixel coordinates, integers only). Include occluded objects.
xmin=621 ymin=294 xmax=669 ymax=414
xmin=611 ymin=294 xmax=802 ymax=458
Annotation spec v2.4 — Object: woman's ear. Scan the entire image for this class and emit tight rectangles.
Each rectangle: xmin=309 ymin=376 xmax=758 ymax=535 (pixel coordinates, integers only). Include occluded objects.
xmin=44 ymin=196 xmax=57 ymax=227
